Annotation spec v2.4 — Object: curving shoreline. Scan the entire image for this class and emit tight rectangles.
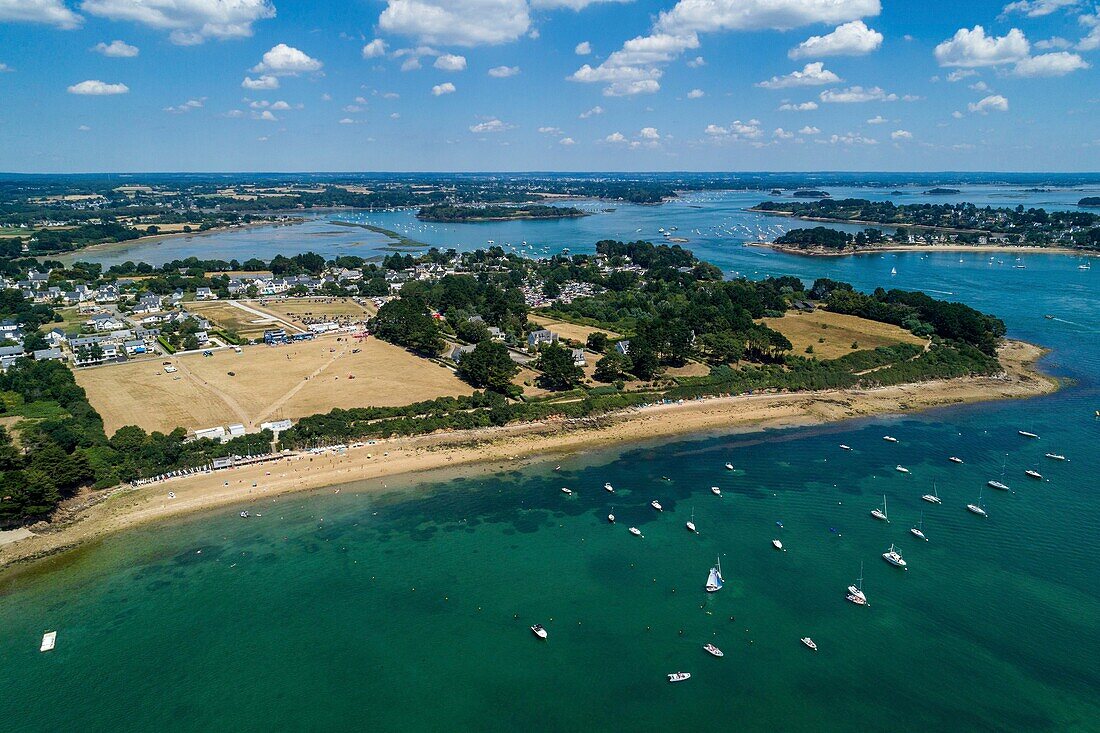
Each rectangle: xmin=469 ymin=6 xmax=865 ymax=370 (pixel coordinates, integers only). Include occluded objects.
xmin=0 ymin=339 xmax=1056 ymax=574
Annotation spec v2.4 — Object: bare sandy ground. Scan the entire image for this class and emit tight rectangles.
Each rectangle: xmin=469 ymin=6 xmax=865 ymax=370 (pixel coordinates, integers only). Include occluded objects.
xmin=0 ymin=340 xmax=1055 ymax=572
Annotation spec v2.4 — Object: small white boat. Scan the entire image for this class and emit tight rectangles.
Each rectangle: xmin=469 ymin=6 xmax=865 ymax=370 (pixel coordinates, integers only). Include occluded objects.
xmin=561 ymin=487 xmax=573 ymax=495
xmin=772 ymin=539 xmax=784 ymax=551
xmin=988 ymin=456 xmax=1010 ymax=491
xmin=667 ymin=672 xmax=691 ymax=683
xmin=629 ymin=527 xmax=642 ymax=537
xmin=725 ymin=462 xmax=734 ymax=470
xmin=882 ymin=543 xmax=907 ymax=568
xmin=910 ymin=511 xmax=928 ymax=541
xmin=847 ymin=562 xmax=868 ymax=605
xmin=1019 ymin=430 xmax=1039 ymax=439
xmin=650 ymin=500 xmax=663 ymax=511
xmin=608 ymin=513 xmax=615 ymax=523
xmin=604 ymin=482 xmax=615 ymax=493
xmin=1025 ymin=469 xmax=1043 ymax=480
xmin=686 ymin=507 xmax=697 ymax=533
xmin=706 ymin=556 xmax=724 ymax=592
xmin=703 ymin=643 xmax=724 ymax=658
xmin=1045 ymin=453 xmax=1066 ymax=461
xmin=801 ymin=637 xmax=818 ymax=651
xmin=896 ymin=465 xmax=910 ymax=474
xmin=949 ymin=456 xmax=964 ymax=464
xmin=710 ymin=486 xmax=722 ymax=496
xmin=922 ymin=481 xmax=942 ymax=504
xmin=871 ymin=494 xmax=889 ymax=522
xmin=840 ymin=444 xmax=852 ymax=451
xmin=531 ymin=624 xmax=548 ymax=640
xmin=239 ymin=511 xmax=250 ymax=518
xmin=883 ymin=435 xmax=898 ymax=443
xmin=40 ymin=631 xmax=57 ymax=652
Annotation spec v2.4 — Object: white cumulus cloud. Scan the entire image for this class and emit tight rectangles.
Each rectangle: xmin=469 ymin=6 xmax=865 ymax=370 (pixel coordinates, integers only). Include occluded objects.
xmin=798 ymin=125 xmax=820 ymax=134
xmin=819 ymin=85 xmax=897 ymax=103
xmin=362 ymin=39 xmax=387 ymax=58
xmin=1001 ymin=0 xmax=1079 ymax=18
xmin=1013 ymin=51 xmax=1088 ymax=76
xmin=890 ymin=129 xmax=912 ymax=140
xmin=82 ymin=0 xmax=275 ymax=45
xmin=575 ymin=41 xmax=592 ymax=55
xmin=789 ymin=20 xmax=882 ymax=59
xmin=605 ymin=131 xmax=627 ymax=143
xmin=866 ymin=114 xmax=887 ymax=124
xmin=379 ymin=0 xmax=532 ymax=47
xmin=0 ymin=0 xmax=82 ymax=29
xmin=934 ymin=26 xmax=1030 ymax=68
xmin=757 ymin=61 xmax=841 ymax=89
xmin=252 ymin=44 xmax=323 ymax=75
xmin=242 ymin=75 xmax=279 ymax=90
xmin=432 ymin=81 xmax=456 ymax=95
xmin=434 ymin=53 xmax=468 ymax=71
xmin=93 ymin=39 xmax=139 ymax=57
xmin=778 ymin=101 xmax=818 ymax=111
xmin=488 ymin=65 xmax=520 ymax=77
xmin=67 ymin=79 xmax=129 ymax=95
xmin=968 ymin=94 xmax=1009 ymax=113
xmin=687 ymin=88 xmax=704 ymax=98
xmin=579 ymin=105 xmax=603 ymax=118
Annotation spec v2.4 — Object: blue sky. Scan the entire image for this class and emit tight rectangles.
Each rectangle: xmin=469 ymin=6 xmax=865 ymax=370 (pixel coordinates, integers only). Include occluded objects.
xmin=0 ymin=0 xmax=1097 ymax=172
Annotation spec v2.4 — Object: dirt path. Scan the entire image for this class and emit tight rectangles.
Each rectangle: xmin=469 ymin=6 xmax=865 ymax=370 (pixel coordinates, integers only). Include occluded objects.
xmin=173 ymin=357 xmax=253 ymax=428
xmin=253 ymin=343 xmax=350 ymax=425
xmin=228 ymin=300 xmax=304 ymax=333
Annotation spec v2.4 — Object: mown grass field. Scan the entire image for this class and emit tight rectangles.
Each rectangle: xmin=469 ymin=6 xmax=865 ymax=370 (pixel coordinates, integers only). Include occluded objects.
xmin=761 ymin=310 xmax=926 ymax=360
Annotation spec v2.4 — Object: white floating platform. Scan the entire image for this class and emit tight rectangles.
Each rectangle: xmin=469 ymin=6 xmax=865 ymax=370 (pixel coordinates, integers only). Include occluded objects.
xmin=40 ymin=631 xmax=56 ymax=652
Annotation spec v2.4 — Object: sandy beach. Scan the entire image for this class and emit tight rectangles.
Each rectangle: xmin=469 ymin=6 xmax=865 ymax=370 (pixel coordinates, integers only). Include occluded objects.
xmin=0 ymin=339 xmax=1055 ymax=572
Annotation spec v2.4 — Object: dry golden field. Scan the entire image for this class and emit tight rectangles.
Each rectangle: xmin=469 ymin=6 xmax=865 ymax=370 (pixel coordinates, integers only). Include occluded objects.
xmin=528 ymin=315 xmax=622 ymax=344
xmin=187 ymin=301 xmax=285 ymax=340
xmin=762 ymin=310 xmax=926 ymax=360
xmin=257 ymin=297 xmax=375 ymax=323
xmin=76 ymin=334 xmax=473 ymax=434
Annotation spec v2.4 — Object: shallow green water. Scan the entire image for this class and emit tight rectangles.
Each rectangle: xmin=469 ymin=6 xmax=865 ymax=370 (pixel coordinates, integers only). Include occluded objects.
xmin=4 ymin=188 xmax=1100 ymax=732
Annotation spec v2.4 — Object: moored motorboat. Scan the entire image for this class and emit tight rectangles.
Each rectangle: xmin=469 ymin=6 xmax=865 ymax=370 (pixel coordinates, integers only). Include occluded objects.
xmin=883 ymin=435 xmax=898 ymax=443
xmin=1025 ymin=469 xmax=1043 ymax=480
xmin=608 ymin=511 xmax=615 ymax=523
xmin=710 ymin=486 xmax=722 ymax=496
xmin=531 ymin=624 xmax=547 ymax=639
xmin=725 ymin=462 xmax=734 ymax=470
xmin=840 ymin=444 xmax=852 ymax=451
xmin=988 ymin=480 xmax=1010 ymax=491
xmin=949 ymin=456 xmax=964 ymax=464
xmin=801 ymin=637 xmax=818 ymax=651
xmin=667 ymin=672 xmax=691 ymax=683
xmin=561 ymin=487 xmax=573 ymax=495
xmin=1045 ymin=453 xmax=1066 ymax=461
xmin=703 ymin=643 xmax=724 ymax=658
xmin=1019 ymin=430 xmax=1039 ymax=439
xmin=896 ymin=465 xmax=910 ymax=474
xmin=882 ymin=543 xmax=907 ymax=568
xmin=650 ymin=500 xmax=663 ymax=511
xmin=604 ymin=482 xmax=615 ymax=493
xmin=239 ymin=511 xmax=250 ymax=518
xmin=628 ymin=527 xmax=642 ymax=537
xmin=772 ymin=539 xmax=784 ymax=551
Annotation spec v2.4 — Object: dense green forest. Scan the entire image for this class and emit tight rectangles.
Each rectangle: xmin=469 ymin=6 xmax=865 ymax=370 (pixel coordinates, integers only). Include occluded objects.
xmin=416 ymin=204 xmax=587 ymax=222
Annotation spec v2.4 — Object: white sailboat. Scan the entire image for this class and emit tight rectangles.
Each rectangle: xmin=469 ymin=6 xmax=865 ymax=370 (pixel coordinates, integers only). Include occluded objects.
xmin=883 ymin=435 xmax=899 ymax=443
xmin=1018 ymin=430 xmax=1039 ymax=439
xmin=967 ymin=488 xmax=988 ymax=517
xmin=910 ymin=511 xmax=928 ymax=541
xmin=686 ymin=507 xmax=697 ymax=533
xmin=650 ymin=500 xmax=663 ymax=511
xmin=1045 ymin=453 xmax=1066 ymax=461
xmin=1025 ymin=469 xmax=1043 ymax=480
xmin=705 ymin=556 xmax=724 ymax=592
xmin=921 ymin=481 xmax=942 ymax=504
xmin=949 ymin=456 xmax=964 ymax=464
xmin=847 ymin=562 xmax=868 ymax=605
xmin=988 ymin=456 xmax=1010 ymax=491
xmin=871 ymin=494 xmax=889 ymax=522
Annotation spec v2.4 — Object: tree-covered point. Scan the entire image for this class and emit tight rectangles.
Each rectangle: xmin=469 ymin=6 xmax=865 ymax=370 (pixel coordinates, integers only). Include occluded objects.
xmin=753 ymin=198 xmax=1100 ymax=248
xmin=416 ymin=204 xmax=587 ymax=222
xmin=1079 ymin=197 xmax=1100 ymax=208
xmin=775 ymin=227 xmax=887 ymax=251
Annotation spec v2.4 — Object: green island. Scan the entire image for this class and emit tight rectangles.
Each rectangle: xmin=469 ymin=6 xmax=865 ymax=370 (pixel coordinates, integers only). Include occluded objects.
xmin=416 ymin=204 xmax=588 ymax=222
xmin=752 ymin=198 xmax=1100 ymax=251
xmin=1078 ymin=197 xmax=1100 ymax=208
xmin=0 ymin=236 xmax=1011 ymax=525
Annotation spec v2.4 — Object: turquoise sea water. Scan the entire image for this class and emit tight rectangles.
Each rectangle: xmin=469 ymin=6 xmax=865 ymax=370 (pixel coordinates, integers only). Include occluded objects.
xmin=5 ymin=189 xmax=1100 ymax=732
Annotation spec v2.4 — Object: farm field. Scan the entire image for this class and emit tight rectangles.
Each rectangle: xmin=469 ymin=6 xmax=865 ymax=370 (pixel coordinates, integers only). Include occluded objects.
xmin=528 ymin=314 xmax=622 ymax=343
xmin=75 ymin=334 xmax=473 ymax=434
xmin=761 ymin=310 xmax=926 ymax=360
